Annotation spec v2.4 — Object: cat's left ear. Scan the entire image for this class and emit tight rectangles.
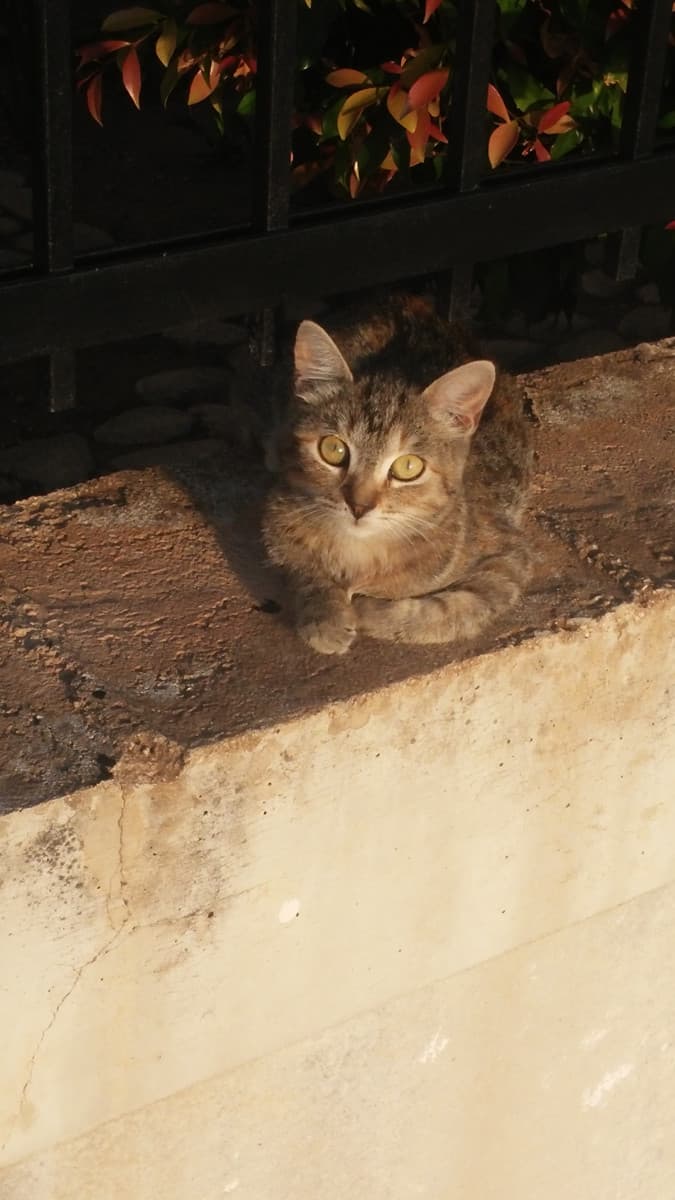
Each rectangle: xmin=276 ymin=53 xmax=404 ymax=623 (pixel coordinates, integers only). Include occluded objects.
xmin=294 ymin=321 xmax=353 ymax=396
xmin=422 ymin=360 xmax=496 ymax=435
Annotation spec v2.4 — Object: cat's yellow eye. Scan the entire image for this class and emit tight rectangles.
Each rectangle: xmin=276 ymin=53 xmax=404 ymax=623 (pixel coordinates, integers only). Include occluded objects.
xmin=390 ymin=454 xmax=425 ymax=481
xmin=318 ymin=435 xmax=349 ymax=467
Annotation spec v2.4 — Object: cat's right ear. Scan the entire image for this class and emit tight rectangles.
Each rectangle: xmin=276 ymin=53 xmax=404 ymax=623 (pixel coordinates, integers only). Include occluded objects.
xmin=294 ymin=321 xmax=353 ymax=397
xmin=422 ymin=360 xmax=496 ymax=435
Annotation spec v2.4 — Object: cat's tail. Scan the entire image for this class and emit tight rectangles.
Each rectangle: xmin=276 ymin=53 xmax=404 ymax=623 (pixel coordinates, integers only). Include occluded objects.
xmin=353 ymin=541 xmax=531 ymax=645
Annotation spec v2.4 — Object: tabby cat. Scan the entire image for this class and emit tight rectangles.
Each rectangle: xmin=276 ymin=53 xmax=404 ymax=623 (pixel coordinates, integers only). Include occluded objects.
xmin=262 ymin=295 xmax=532 ymax=655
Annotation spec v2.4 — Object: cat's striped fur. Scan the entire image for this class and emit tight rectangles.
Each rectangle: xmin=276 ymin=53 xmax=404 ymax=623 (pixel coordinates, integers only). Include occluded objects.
xmin=262 ymin=295 xmax=533 ymax=654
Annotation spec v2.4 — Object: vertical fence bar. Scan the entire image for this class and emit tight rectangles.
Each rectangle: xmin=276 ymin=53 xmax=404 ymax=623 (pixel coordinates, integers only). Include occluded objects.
xmin=32 ymin=0 xmax=76 ymax=409
xmin=253 ymin=0 xmax=298 ymax=363
xmin=443 ymin=0 xmax=496 ymax=319
xmin=609 ymin=0 xmax=673 ymax=281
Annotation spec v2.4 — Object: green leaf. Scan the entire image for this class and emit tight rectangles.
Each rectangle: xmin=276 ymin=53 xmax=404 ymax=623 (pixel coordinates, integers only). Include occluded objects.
xmin=502 ymin=64 xmax=554 ymax=113
xmin=236 ymin=89 xmax=256 ymax=117
xmin=102 ymin=7 xmax=162 ymax=32
xmin=658 ymin=111 xmax=675 ymax=130
xmin=496 ymin=0 xmax=528 ymax=13
xmin=550 ymin=128 xmax=583 ymax=160
xmin=159 ymin=58 xmax=182 ymax=105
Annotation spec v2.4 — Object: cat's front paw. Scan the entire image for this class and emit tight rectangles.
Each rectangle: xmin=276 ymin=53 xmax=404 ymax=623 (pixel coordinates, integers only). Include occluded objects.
xmin=352 ymin=595 xmax=400 ymax=640
xmin=298 ymin=615 xmax=357 ymax=656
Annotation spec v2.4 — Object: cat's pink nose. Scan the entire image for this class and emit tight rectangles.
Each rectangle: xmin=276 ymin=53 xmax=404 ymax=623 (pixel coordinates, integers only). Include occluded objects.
xmin=342 ymin=484 xmax=375 ymax=521
xmin=350 ymin=503 xmax=372 ymax=521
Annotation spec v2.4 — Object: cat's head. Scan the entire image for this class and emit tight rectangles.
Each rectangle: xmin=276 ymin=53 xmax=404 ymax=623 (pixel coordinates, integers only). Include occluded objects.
xmin=276 ymin=318 xmax=495 ymax=545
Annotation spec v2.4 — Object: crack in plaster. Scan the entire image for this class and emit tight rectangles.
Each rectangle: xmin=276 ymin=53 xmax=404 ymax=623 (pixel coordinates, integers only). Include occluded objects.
xmin=1 ymin=925 xmax=127 ymax=1155
xmin=102 ymin=784 xmax=131 ymax=932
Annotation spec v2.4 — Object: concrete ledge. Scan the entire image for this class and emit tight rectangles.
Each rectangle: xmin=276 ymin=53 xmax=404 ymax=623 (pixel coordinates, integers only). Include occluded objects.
xmin=1 ymin=342 xmax=674 ymax=1197
xmin=1 ymin=342 xmax=674 ymax=810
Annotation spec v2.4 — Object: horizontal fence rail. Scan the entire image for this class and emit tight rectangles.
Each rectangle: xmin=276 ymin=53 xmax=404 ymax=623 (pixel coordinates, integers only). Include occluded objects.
xmin=2 ymin=0 xmax=674 ymax=408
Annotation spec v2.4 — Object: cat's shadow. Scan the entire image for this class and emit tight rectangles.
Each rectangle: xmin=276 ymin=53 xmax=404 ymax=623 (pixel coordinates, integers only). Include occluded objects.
xmin=162 ymin=452 xmax=294 ymax=630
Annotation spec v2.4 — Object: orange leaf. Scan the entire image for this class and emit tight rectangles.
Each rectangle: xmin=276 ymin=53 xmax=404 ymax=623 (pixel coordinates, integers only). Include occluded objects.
xmin=407 ymin=108 xmax=431 ymax=156
xmin=349 ymin=169 xmax=361 ymax=198
xmin=387 ymin=84 xmax=418 ymax=131
xmin=537 ymin=100 xmax=571 ymax=133
xmin=423 ymin=0 xmax=442 ymax=23
xmin=77 ymin=39 xmax=129 ymax=66
xmin=188 ymin=64 xmax=217 ymax=104
xmin=488 ymin=119 xmax=519 ymax=167
xmin=186 ymin=3 xmax=232 ymax=23
xmin=380 ymin=149 xmax=397 ymax=170
xmin=428 ymin=121 xmax=448 ymax=143
xmin=121 ymin=46 xmax=142 ymax=108
xmin=326 ymin=68 xmax=369 ymax=87
xmin=407 ymin=68 xmax=449 ymax=110
xmin=339 ymin=86 xmax=383 ymax=114
xmin=336 ymin=86 xmax=384 ymax=138
xmin=487 ymin=84 xmax=510 ymax=122
xmin=86 ymin=74 xmax=103 ymax=125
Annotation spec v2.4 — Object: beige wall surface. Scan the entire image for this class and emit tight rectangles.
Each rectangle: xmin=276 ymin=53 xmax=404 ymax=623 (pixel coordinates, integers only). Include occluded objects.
xmin=1 ymin=593 xmax=674 ymax=1199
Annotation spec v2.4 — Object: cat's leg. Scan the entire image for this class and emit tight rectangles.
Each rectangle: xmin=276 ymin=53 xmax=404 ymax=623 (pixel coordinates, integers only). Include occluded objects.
xmin=295 ymin=585 xmax=357 ymax=655
xmin=353 ymin=545 xmax=530 ymax=645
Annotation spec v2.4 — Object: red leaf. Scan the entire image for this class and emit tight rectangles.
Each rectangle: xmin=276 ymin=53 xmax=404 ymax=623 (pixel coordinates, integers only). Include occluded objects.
xmin=428 ymin=121 xmax=448 ymax=144
xmin=407 ymin=68 xmax=449 ymax=110
xmin=533 ymin=137 xmax=551 ymax=162
xmin=488 ymin=119 xmax=519 ymax=167
xmin=186 ymin=3 xmax=232 ymax=23
xmin=381 ymin=60 xmax=402 ymax=75
xmin=77 ymin=39 xmax=129 ymax=66
xmin=537 ymin=100 xmax=571 ymax=133
xmin=665 ymin=219 xmax=675 ymax=231
xmin=487 ymin=84 xmax=510 ymax=122
xmin=86 ymin=74 xmax=103 ymax=125
xmin=121 ymin=45 xmax=142 ymax=108
xmin=423 ymin=0 xmax=442 ymax=23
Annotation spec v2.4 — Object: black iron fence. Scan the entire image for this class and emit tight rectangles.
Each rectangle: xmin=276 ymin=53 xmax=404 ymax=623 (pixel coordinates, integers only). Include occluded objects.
xmin=2 ymin=0 xmax=675 ymax=410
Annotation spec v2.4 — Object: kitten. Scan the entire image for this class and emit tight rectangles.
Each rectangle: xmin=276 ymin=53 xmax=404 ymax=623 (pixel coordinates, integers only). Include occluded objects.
xmin=262 ymin=295 xmax=532 ymax=655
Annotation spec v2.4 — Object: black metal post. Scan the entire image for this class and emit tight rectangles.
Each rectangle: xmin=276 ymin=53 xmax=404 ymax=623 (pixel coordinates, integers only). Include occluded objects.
xmin=609 ymin=0 xmax=673 ymax=281
xmin=442 ymin=0 xmax=496 ymax=319
xmin=32 ymin=0 xmax=75 ymax=410
xmin=253 ymin=0 xmax=298 ymax=363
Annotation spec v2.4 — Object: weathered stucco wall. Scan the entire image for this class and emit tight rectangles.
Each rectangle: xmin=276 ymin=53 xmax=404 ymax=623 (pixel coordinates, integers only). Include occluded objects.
xmin=1 ymin=343 xmax=674 ymax=1197
xmin=1 ymin=592 xmax=674 ymax=1200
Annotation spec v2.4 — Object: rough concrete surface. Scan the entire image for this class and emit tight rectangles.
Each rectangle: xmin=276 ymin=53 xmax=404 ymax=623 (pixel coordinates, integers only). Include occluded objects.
xmin=1 ymin=340 xmax=674 ymax=810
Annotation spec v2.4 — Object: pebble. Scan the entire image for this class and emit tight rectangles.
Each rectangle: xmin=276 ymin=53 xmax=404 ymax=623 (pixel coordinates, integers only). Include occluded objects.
xmin=580 ymin=269 xmax=626 ymax=299
xmin=73 ymin=223 xmax=117 ymax=253
xmin=480 ymin=337 xmax=542 ymax=368
xmin=0 ymin=216 xmax=23 ymax=237
xmin=135 ymin=367 xmax=232 ymax=404
xmin=0 ymin=434 xmax=93 ymax=491
xmin=0 ymin=247 xmax=30 ymax=269
xmin=634 ymin=282 xmax=661 ymax=306
xmin=164 ymin=320 xmax=247 ymax=348
xmin=556 ymin=329 xmax=626 ymax=362
xmin=111 ymin=438 xmax=228 ymax=470
xmin=618 ymin=305 xmax=672 ymax=341
xmin=188 ymin=402 xmax=239 ymax=437
xmin=94 ymin=405 xmax=193 ymax=446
